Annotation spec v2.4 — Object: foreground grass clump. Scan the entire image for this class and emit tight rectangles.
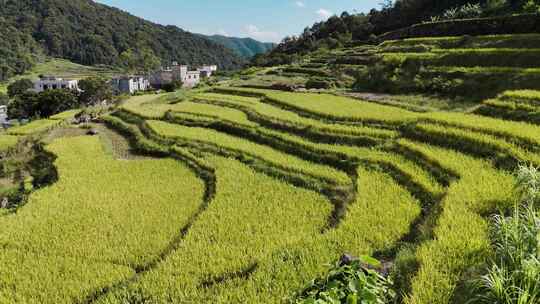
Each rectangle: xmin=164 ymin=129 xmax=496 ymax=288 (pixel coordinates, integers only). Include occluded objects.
xmin=0 ymin=136 xmax=205 ymax=303
xmin=470 ymin=165 xmax=540 ymax=304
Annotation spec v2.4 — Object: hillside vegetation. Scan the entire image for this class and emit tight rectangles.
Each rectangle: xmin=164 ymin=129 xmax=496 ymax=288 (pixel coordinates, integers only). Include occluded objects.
xmin=0 ymin=0 xmax=244 ymax=81
xmin=0 ymin=58 xmax=119 ymax=94
xmin=203 ymin=35 xmax=275 ymax=58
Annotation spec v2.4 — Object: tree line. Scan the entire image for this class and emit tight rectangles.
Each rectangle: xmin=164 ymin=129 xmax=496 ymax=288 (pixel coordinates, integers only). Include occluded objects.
xmin=253 ymin=0 xmax=540 ymax=66
xmin=0 ymin=0 xmax=245 ymax=82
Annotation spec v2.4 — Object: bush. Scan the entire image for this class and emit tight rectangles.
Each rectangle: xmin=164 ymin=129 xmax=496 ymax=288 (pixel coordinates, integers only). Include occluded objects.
xmin=293 ymin=255 xmax=396 ymax=304
xmin=161 ymin=80 xmax=183 ymax=92
xmin=306 ymin=78 xmax=334 ymax=89
xmin=438 ymin=3 xmax=484 ymax=21
xmin=470 ymin=165 xmax=540 ymax=304
xmin=7 ymin=79 xmax=33 ymax=98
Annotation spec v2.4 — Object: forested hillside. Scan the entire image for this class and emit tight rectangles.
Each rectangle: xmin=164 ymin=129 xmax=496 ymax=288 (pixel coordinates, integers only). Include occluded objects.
xmin=255 ymin=0 xmax=540 ymax=65
xmin=204 ymin=35 xmax=276 ymax=58
xmin=0 ymin=0 xmax=245 ymax=81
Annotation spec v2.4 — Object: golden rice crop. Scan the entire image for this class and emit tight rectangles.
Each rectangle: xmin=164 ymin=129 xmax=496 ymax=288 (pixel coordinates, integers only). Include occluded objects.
xmin=0 ymin=136 xmax=205 ymax=303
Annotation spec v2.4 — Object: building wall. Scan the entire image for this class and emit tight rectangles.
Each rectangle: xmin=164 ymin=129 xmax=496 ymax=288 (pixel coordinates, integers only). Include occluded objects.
xmin=183 ymin=72 xmax=200 ymax=88
xmin=33 ymin=79 xmax=79 ymax=93
xmin=112 ymin=77 xmax=150 ymax=94
xmin=0 ymin=106 xmax=8 ymax=124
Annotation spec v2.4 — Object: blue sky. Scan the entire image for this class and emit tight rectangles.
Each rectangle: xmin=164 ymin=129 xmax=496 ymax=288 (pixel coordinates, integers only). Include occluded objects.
xmin=95 ymin=0 xmax=381 ymax=43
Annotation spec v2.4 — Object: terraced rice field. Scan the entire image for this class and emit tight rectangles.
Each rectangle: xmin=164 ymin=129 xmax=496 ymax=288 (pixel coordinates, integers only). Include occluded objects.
xmin=0 ymin=87 xmax=533 ymax=303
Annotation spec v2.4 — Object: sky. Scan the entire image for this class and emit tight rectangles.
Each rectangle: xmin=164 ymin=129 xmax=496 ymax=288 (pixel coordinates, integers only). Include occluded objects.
xmin=95 ymin=0 xmax=381 ymax=43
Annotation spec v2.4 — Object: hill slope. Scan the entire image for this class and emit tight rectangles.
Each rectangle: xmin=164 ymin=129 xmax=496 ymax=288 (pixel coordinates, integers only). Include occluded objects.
xmin=203 ymin=35 xmax=275 ymax=58
xmin=0 ymin=0 xmax=244 ymax=81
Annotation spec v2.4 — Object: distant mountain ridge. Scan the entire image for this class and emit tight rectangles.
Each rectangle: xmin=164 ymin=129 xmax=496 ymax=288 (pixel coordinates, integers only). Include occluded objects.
xmin=0 ymin=0 xmax=245 ymax=81
xmin=202 ymin=35 xmax=276 ymax=58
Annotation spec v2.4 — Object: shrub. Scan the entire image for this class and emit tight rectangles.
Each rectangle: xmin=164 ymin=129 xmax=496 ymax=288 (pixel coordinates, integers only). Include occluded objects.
xmin=161 ymin=80 xmax=183 ymax=92
xmin=439 ymin=3 xmax=483 ymax=21
xmin=306 ymin=78 xmax=334 ymax=89
xmin=293 ymin=255 xmax=396 ymax=304
xmin=469 ymin=165 xmax=540 ymax=304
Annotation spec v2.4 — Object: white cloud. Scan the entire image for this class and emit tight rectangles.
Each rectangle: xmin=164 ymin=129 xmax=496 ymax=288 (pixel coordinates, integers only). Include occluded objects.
xmin=316 ymin=8 xmax=333 ymax=20
xmin=244 ymin=24 xmax=280 ymax=42
xmin=217 ymin=29 xmax=229 ymax=36
xmin=295 ymin=1 xmax=305 ymax=8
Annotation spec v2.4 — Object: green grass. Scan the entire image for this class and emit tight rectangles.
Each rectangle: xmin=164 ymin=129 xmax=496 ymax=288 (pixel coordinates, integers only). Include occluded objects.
xmin=0 ymin=136 xmax=206 ymax=303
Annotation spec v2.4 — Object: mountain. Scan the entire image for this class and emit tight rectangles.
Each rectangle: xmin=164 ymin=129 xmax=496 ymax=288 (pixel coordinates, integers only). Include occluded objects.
xmin=0 ymin=0 xmax=245 ymax=81
xmin=203 ymin=35 xmax=276 ymax=58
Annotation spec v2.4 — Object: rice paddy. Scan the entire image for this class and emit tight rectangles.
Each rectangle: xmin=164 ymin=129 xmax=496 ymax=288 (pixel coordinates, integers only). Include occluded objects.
xmin=0 ymin=79 xmax=534 ymax=303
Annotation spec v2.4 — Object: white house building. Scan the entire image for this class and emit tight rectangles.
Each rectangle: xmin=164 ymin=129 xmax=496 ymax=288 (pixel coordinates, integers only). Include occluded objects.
xmin=111 ymin=76 xmax=150 ymax=94
xmin=33 ymin=76 xmax=79 ymax=93
xmin=184 ymin=71 xmax=201 ymax=88
xmin=150 ymin=62 xmax=205 ymax=89
xmin=198 ymin=65 xmax=218 ymax=78
xmin=0 ymin=106 xmax=8 ymax=124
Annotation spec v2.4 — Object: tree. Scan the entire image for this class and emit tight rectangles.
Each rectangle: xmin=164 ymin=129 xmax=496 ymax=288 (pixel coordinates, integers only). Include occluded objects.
xmin=8 ymin=89 xmax=77 ymax=119
xmin=36 ymin=89 xmax=78 ymax=117
xmin=7 ymin=79 xmax=33 ymax=98
xmin=0 ymin=93 xmax=9 ymax=106
xmin=162 ymin=80 xmax=183 ymax=92
xmin=8 ymin=92 xmax=39 ymax=119
xmin=78 ymin=77 xmax=112 ymax=106
xmin=120 ymin=48 xmax=161 ymax=74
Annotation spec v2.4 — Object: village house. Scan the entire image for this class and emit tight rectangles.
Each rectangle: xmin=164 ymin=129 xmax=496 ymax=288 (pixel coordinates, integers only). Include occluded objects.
xmin=0 ymin=105 xmax=8 ymax=125
xmin=184 ymin=71 xmax=201 ymax=87
xmin=150 ymin=62 xmax=217 ymax=89
xmin=33 ymin=76 xmax=79 ymax=93
xmin=111 ymin=76 xmax=150 ymax=94
xmin=197 ymin=65 xmax=218 ymax=78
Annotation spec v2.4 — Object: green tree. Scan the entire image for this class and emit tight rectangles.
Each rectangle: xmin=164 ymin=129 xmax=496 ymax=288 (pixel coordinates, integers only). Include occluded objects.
xmin=78 ymin=77 xmax=112 ymax=106
xmin=8 ymin=92 xmax=39 ymax=119
xmin=36 ymin=89 xmax=78 ymax=117
xmin=7 ymin=79 xmax=33 ymax=98
xmin=120 ymin=48 xmax=161 ymax=74
xmin=0 ymin=93 xmax=9 ymax=106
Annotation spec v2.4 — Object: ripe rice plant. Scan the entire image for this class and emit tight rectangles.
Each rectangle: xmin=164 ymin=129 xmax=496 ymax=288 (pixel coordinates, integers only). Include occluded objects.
xmin=96 ymin=155 xmax=333 ymax=303
xmin=400 ymin=140 xmax=515 ymax=304
xmin=49 ymin=109 xmax=81 ymax=120
xmin=195 ymin=92 xmax=398 ymax=139
xmin=7 ymin=119 xmax=61 ymax=136
xmin=170 ymin=101 xmax=257 ymax=127
xmin=146 ymin=120 xmax=351 ymax=185
xmin=0 ymin=136 xmax=205 ymax=303
xmin=0 ymin=135 xmax=19 ymax=152
xmin=214 ymin=87 xmax=418 ymax=124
